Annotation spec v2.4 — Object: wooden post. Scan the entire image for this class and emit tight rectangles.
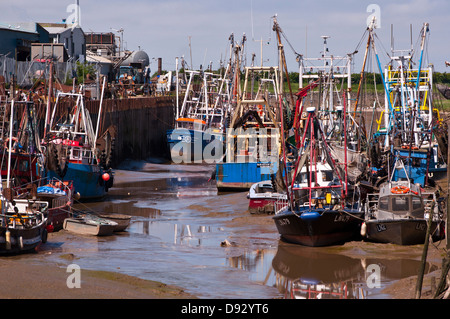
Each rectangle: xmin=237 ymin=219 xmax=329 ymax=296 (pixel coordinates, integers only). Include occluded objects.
xmin=447 ymin=124 xmax=450 ymax=249
xmin=434 ymin=254 xmax=450 ymax=298
xmin=415 ymin=202 xmax=435 ymax=299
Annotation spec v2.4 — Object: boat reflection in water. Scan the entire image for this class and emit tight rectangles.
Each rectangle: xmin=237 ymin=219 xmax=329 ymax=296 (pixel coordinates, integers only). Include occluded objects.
xmin=131 ymin=219 xmax=213 ymax=246
xmin=271 ymin=243 xmax=438 ymax=299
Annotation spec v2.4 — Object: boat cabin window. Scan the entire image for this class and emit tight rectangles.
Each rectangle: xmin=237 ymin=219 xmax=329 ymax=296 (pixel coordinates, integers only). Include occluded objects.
xmin=391 ymin=196 xmax=409 ymax=212
xmin=379 ymin=197 xmax=389 ymax=210
xmin=322 ymin=171 xmax=333 ymax=182
xmin=257 ymin=185 xmax=273 ymax=193
xmin=299 ymin=172 xmax=315 ymax=184
xmin=1 ymin=159 xmax=28 ymax=172
xmin=18 ymin=160 xmax=29 ymax=172
xmin=71 ymin=147 xmax=82 ymax=161
xmin=412 ymin=196 xmax=422 ymax=210
xmin=177 ymin=121 xmax=205 ymax=131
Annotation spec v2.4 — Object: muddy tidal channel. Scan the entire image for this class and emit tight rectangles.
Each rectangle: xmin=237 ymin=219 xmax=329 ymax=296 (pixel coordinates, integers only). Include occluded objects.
xmin=40 ymin=161 xmax=441 ymax=299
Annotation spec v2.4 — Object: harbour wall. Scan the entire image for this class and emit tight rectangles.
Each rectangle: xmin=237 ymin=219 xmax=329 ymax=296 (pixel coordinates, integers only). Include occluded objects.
xmin=84 ymin=96 xmax=176 ymax=166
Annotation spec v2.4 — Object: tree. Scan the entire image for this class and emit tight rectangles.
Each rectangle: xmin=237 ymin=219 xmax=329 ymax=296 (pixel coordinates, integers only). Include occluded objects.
xmin=75 ymin=61 xmax=97 ymax=84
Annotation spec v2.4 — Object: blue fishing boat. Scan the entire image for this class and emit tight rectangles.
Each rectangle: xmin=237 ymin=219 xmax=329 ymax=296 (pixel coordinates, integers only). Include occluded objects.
xmin=167 ymin=68 xmax=227 ymax=164
xmin=43 ymin=90 xmax=113 ymax=200
xmin=369 ymin=22 xmax=446 ymax=186
xmin=167 ymin=117 xmax=224 ymax=164
xmin=215 ymin=63 xmax=285 ymax=191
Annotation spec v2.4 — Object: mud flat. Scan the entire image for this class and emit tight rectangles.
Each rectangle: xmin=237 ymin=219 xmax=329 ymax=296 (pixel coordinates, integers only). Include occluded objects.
xmin=0 ymin=231 xmax=195 ymax=299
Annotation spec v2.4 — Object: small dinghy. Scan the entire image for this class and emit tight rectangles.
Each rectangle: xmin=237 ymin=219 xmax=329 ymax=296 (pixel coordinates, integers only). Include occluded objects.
xmin=98 ymin=213 xmax=131 ymax=232
xmin=63 ymin=212 xmax=117 ymax=236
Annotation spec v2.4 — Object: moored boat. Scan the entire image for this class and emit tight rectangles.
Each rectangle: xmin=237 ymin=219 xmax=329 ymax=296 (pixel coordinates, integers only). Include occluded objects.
xmin=42 ymin=90 xmax=114 ymax=200
xmin=36 ymin=179 xmax=74 ymax=232
xmin=0 ymin=193 xmax=48 ymax=254
xmin=273 ymin=106 xmax=364 ymax=247
xmin=247 ymin=180 xmax=287 ymax=214
xmin=361 ymin=159 xmax=445 ymax=245
xmin=63 ymin=211 xmax=117 ymax=236
xmin=98 ymin=213 xmax=131 ymax=232
xmin=167 ymin=68 xmax=227 ymax=164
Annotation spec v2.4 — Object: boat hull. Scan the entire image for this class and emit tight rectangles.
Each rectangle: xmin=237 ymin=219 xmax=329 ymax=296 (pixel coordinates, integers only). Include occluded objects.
xmin=273 ymin=208 xmax=364 ymax=247
xmin=249 ymin=198 xmax=280 ymax=214
xmin=47 ymin=162 xmax=110 ymax=200
xmin=216 ymin=162 xmax=279 ymax=191
xmin=364 ymin=219 xmax=444 ymax=245
xmin=98 ymin=214 xmax=131 ymax=232
xmin=63 ymin=218 xmax=116 ymax=236
xmin=0 ymin=222 xmax=47 ymax=254
xmin=167 ymin=129 xmax=224 ymax=164
xmin=47 ymin=206 xmax=71 ymax=232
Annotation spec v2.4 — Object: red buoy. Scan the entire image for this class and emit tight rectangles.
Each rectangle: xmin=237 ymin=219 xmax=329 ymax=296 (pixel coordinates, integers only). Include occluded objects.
xmin=102 ymin=173 xmax=110 ymax=181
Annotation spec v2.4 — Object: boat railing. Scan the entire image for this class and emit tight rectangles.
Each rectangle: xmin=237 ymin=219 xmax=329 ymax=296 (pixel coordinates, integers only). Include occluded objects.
xmin=274 ymin=199 xmax=289 ymax=214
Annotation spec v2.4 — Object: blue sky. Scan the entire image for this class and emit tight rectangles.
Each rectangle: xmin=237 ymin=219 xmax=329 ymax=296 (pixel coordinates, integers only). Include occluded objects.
xmin=2 ymin=0 xmax=449 ymax=72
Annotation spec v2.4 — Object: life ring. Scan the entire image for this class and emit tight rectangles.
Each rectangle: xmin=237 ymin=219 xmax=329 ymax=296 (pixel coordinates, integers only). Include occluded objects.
xmin=4 ymin=137 xmax=18 ymax=151
xmin=391 ymin=185 xmax=410 ymax=194
xmin=257 ymin=104 xmax=264 ymax=117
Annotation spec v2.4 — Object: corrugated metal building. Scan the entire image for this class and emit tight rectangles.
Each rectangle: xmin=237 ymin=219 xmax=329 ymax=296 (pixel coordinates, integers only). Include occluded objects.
xmin=0 ymin=22 xmax=50 ymax=61
xmin=38 ymin=23 xmax=86 ymax=62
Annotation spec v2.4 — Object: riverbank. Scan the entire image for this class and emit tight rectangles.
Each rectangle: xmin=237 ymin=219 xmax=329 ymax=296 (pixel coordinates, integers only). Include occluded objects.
xmin=0 ymin=234 xmax=195 ymax=299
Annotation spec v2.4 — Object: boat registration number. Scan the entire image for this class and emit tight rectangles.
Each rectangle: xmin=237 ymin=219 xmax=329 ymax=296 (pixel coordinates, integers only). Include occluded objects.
xmin=277 ymin=218 xmax=290 ymax=226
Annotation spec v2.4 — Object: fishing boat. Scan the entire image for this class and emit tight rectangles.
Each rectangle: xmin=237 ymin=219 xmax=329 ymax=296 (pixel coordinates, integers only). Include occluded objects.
xmin=35 ymin=178 xmax=73 ymax=232
xmin=0 ymin=99 xmax=49 ymax=254
xmin=166 ymin=68 xmax=227 ymax=164
xmin=0 ymin=101 xmax=45 ymax=187
xmin=63 ymin=211 xmax=117 ymax=236
xmin=361 ymin=159 xmax=444 ymax=245
xmin=215 ymin=65 xmax=283 ymax=190
xmin=247 ymin=180 xmax=288 ymax=214
xmin=367 ymin=21 xmax=446 ymax=187
xmin=42 ymin=89 xmax=114 ymax=200
xmin=273 ymin=106 xmax=364 ymax=247
xmin=0 ymin=188 xmax=48 ymax=254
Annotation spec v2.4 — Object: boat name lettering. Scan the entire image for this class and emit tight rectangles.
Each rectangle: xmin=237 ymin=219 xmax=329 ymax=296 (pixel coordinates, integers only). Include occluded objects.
xmin=376 ymin=224 xmax=387 ymax=232
xmin=334 ymin=215 xmax=350 ymax=222
xmin=415 ymin=223 xmax=426 ymax=231
xmin=277 ymin=218 xmax=290 ymax=226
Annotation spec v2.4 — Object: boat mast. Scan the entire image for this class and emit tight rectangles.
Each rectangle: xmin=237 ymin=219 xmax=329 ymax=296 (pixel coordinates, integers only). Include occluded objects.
xmin=6 ymin=100 xmax=14 ymax=188
xmin=415 ymin=23 xmax=429 ymax=102
xmin=43 ymin=60 xmax=53 ymax=137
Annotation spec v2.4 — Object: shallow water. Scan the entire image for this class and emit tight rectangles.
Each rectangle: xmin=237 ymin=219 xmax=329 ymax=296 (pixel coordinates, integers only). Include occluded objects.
xmin=35 ymin=160 xmax=441 ymax=299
